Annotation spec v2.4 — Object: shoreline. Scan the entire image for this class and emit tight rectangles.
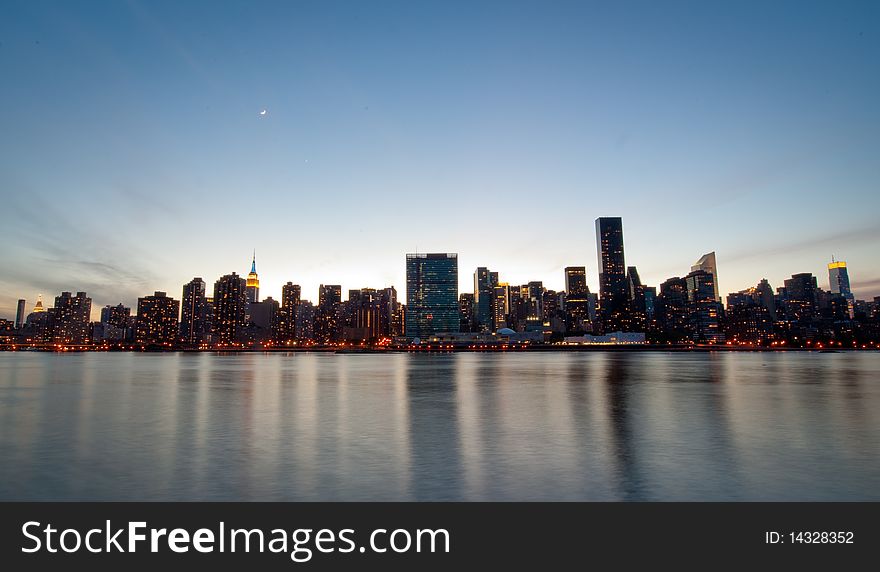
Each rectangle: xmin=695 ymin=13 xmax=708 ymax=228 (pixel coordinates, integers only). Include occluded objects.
xmin=1 ymin=345 xmax=875 ymax=354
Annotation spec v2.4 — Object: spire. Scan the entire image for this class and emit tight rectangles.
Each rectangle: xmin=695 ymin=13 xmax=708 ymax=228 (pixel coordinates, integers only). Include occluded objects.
xmin=250 ymin=250 xmax=256 ymax=274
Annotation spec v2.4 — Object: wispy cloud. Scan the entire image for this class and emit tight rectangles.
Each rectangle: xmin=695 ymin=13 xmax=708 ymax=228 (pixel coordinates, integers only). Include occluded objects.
xmin=722 ymin=225 xmax=880 ymax=265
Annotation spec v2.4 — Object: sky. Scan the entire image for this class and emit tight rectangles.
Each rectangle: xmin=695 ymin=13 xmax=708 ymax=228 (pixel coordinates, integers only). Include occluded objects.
xmin=1 ymin=0 xmax=879 ymax=320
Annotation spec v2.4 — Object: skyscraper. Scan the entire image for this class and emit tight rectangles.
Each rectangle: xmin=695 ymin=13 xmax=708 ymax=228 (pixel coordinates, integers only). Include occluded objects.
xmin=563 ymin=267 xmax=590 ymax=333
xmin=828 ymin=258 xmax=854 ymax=317
xmin=315 ymin=284 xmax=342 ymax=343
xmin=405 ymin=253 xmax=459 ymax=340
xmin=493 ymin=283 xmax=510 ymax=331
xmin=595 ymin=217 xmax=628 ymax=332
xmin=15 ymin=299 xmax=26 ymax=329
xmin=377 ymin=286 xmax=398 ymax=339
xmin=685 ymin=270 xmax=724 ymax=343
xmin=783 ymin=273 xmax=818 ymax=322
xmin=459 ymin=293 xmax=475 ymax=332
xmin=278 ymin=282 xmax=301 ymax=342
xmin=755 ymin=278 xmax=777 ymax=321
xmin=213 ymin=273 xmax=248 ymax=345
xmin=527 ymin=281 xmax=544 ymax=323
xmin=691 ymin=252 xmax=720 ymax=302
xmin=180 ymin=277 xmax=208 ymax=345
xmin=53 ymin=291 xmax=92 ymax=344
xmin=473 ymin=267 xmax=497 ymax=332
xmin=627 ymin=266 xmax=647 ymax=332
xmin=246 ymin=252 xmax=260 ymax=304
xmin=136 ymin=291 xmax=180 ymax=345
xmin=657 ymin=277 xmax=689 ymax=342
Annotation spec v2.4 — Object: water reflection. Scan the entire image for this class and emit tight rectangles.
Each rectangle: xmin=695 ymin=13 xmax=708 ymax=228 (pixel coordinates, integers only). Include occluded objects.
xmin=0 ymin=351 xmax=878 ymax=501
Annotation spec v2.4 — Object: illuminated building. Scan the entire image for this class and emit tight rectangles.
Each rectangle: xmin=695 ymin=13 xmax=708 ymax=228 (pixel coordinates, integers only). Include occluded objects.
xmin=32 ymin=295 xmax=45 ymax=314
xmin=756 ymin=278 xmax=777 ymax=321
xmin=657 ymin=277 xmax=689 ymax=342
xmin=315 ymin=284 xmax=342 ymax=343
xmin=686 ymin=270 xmax=724 ymax=343
xmin=246 ymin=252 xmax=260 ymax=304
xmin=341 ymin=287 xmax=394 ymax=342
xmin=725 ymin=287 xmax=774 ymax=342
xmin=564 ymin=266 xmax=591 ymax=334
xmin=278 ymin=282 xmax=301 ymax=342
xmin=405 ymin=253 xmax=459 ymax=339
xmin=526 ymin=281 xmax=544 ymax=323
xmin=53 ymin=291 xmax=92 ymax=344
xmin=459 ymin=293 xmax=475 ymax=332
xmin=782 ymin=273 xmax=818 ymax=322
xmin=98 ymin=303 xmax=131 ymax=341
xmin=295 ymin=300 xmax=315 ymax=341
xmin=626 ymin=266 xmax=647 ymax=332
xmin=213 ymin=273 xmax=248 ymax=345
xmin=135 ymin=291 xmax=180 ymax=345
xmin=542 ymin=289 xmax=565 ymax=333
xmin=391 ymin=300 xmax=406 ymax=337
xmin=180 ymin=278 xmax=209 ymax=345
xmin=493 ymin=283 xmax=510 ymax=331
xmin=376 ymin=286 xmax=398 ymax=338
xmin=828 ymin=258 xmax=854 ymax=317
xmin=15 ymin=299 xmax=26 ymax=329
xmin=101 ymin=303 xmax=131 ymax=328
xmin=596 ymin=217 xmax=630 ymax=332
xmin=691 ymin=252 xmax=720 ymax=302
xmin=473 ymin=267 xmax=498 ymax=332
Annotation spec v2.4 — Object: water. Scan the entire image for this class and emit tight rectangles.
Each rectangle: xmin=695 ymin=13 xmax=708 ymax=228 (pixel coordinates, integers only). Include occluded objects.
xmin=0 ymin=351 xmax=878 ymax=501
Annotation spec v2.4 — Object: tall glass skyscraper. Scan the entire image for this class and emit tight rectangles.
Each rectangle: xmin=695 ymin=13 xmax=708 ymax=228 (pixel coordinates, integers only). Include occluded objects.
xmin=691 ymin=252 xmax=720 ymax=302
xmin=828 ymin=259 xmax=853 ymax=297
xmin=828 ymin=259 xmax=854 ymax=317
xmin=473 ymin=267 xmax=497 ymax=332
xmin=406 ymin=253 xmax=459 ymax=340
xmin=595 ymin=217 xmax=629 ymax=332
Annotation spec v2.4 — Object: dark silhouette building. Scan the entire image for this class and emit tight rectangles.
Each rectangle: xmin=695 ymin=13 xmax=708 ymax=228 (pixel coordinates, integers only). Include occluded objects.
xmin=595 ymin=217 xmax=629 ymax=332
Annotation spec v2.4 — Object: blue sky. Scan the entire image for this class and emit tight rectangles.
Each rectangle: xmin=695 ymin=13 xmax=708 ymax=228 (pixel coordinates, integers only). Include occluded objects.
xmin=1 ymin=0 xmax=878 ymax=318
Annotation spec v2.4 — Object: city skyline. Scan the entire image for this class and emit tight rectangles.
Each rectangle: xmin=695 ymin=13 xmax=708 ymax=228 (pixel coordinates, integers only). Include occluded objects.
xmin=2 ymin=1 xmax=879 ymax=318
xmin=2 ymin=237 xmax=874 ymax=325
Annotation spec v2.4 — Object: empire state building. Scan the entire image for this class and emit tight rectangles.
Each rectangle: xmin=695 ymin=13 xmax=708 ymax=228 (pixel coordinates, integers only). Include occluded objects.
xmin=246 ymin=252 xmax=260 ymax=303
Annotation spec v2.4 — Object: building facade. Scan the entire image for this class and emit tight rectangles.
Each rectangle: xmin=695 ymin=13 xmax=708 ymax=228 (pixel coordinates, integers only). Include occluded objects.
xmin=405 ymin=253 xmax=459 ymax=340
xmin=136 ymin=291 xmax=180 ymax=345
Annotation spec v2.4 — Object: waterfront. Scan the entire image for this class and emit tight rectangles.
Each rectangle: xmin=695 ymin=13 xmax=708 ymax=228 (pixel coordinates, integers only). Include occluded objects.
xmin=0 ymin=351 xmax=878 ymax=501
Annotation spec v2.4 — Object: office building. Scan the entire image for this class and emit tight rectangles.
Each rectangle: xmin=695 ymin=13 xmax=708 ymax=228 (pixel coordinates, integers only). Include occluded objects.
xmin=315 ymin=284 xmax=342 ymax=343
xmin=564 ymin=266 xmax=591 ymax=334
xmin=685 ymin=270 xmax=724 ymax=343
xmin=473 ymin=267 xmax=497 ymax=332
xmin=691 ymin=252 xmax=720 ymax=302
xmin=596 ymin=217 xmax=629 ymax=332
xmin=15 ymin=299 xmax=26 ymax=329
xmin=405 ymin=253 xmax=459 ymax=339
